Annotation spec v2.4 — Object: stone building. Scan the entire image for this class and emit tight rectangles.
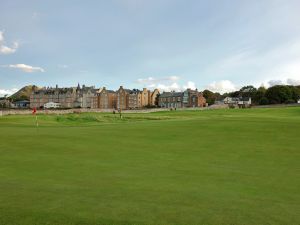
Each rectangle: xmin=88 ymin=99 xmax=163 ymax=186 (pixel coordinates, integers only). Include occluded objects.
xmin=149 ymin=89 xmax=160 ymax=106
xmin=159 ymin=91 xmax=183 ymax=108
xmin=30 ymin=84 xmax=97 ymax=109
xmin=97 ymin=87 xmax=116 ymax=109
xmin=183 ymin=89 xmax=207 ymax=107
xmin=30 ymin=84 xmax=160 ymax=110
xmin=73 ymin=84 xmax=96 ymax=108
xmin=159 ymin=89 xmax=206 ymax=108
xmin=190 ymin=92 xmax=206 ymax=107
xmin=128 ymin=89 xmax=141 ymax=109
xmin=125 ymin=88 xmax=160 ymax=109
xmin=116 ymin=86 xmax=130 ymax=110
xmin=0 ymin=98 xmax=11 ymax=108
xmin=140 ymin=88 xmax=149 ymax=106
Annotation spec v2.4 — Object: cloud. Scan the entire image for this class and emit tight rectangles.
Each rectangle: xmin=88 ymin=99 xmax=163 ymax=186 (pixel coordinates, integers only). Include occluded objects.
xmin=32 ymin=12 xmax=42 ymax=19
xmin=2 ymin=64 xmax=45 ymax=73
xmin=156 ymin=83 xmax=181 ymax=92
xmin=156 ymin=81 xmax=198 ymax=92
xmin=265 ymin=78 xmax=300 ymax=87
xmin=204 ymin=78 xmax=300 ymax=94
xmin=206 ymin=80 xmax=238 ymax=94
xmin=203 ymin=40 xmax=300 ymax=87
xmin=287 ymin=78 xmax=300 ymax=86
xmin=183 ymin=81 xmax=196 ymax=90
xmin=58 ymin=64 xmax=69 ymax=69
xmin=0 ymin=31 xmax=19 ymax=54
xmin=268 ymin=80 xmax=284 ymax=87
xmin=0 ymin=88 xmax=18 ymax=97
xmin=137 ymin=76 xmax=197 ymax=92
xmin=137 ymin=76 xmax=180 ymax=84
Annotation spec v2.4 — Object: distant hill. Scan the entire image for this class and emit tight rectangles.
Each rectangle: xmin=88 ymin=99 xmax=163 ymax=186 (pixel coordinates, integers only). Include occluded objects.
xmin=9 ymin=85 xmax=40 ymax=102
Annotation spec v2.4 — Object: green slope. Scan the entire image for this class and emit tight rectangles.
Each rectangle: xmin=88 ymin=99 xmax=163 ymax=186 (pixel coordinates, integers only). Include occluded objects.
xmin=9 ymin=85 xmax=40 ymax=101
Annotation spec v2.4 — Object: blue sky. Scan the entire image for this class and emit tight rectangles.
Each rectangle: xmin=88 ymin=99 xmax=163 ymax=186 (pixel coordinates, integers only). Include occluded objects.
xmin=1 ymin=0 xmax=300 ymax=96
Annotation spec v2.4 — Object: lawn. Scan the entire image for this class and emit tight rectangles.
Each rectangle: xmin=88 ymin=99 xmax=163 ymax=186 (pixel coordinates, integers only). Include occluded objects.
xmin=0 ymin=107 xmax=299 ymax=225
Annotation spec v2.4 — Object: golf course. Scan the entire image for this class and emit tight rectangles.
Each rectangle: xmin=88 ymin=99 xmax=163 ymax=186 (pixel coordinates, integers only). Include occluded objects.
xmin=0 ymin=107 xmax=299 ymax=225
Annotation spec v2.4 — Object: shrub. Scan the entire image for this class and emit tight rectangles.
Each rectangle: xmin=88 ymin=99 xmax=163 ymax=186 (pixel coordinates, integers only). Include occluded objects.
xmin=285 ymin=99 xmax=296 ymax=104
xmin=259 ymin=97 xmax=269 ymax=105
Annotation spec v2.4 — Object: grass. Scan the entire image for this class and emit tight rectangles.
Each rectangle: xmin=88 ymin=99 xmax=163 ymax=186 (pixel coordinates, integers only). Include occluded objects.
xmin=0 ymin=107 xmax=299 ymax=225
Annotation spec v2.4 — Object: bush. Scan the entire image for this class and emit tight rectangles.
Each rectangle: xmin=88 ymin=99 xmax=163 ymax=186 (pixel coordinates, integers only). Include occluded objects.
xmin=259 ymin=97 xmax=269 ymax=105
xmin=285 ymin=99 xmax=296 ymax=104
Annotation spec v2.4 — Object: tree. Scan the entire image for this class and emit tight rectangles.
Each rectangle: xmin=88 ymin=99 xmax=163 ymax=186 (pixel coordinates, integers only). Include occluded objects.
xmin=239 ymin=85 xmax=257 ymax=98
xmin=203 ymin=90 xmax=216 ymax=105
xmin=228 ymin=91 xmax=240 ymax=98
xmin=265 ymin=85 xmax=293 ymax=104
xmin=289 ymin=86 xmax=300 ymax=102
xmin=253 ymin=86 xmax=266 ymax=104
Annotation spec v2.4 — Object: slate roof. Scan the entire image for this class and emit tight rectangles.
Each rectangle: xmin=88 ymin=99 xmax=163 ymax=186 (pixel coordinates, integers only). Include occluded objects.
xmin=33 ymin=86 xmax=96 ymax=95
xmin=129 ymin=89 xmax=141 ymax=94
xmin=159 ymin=92 xmax=183 ymax=98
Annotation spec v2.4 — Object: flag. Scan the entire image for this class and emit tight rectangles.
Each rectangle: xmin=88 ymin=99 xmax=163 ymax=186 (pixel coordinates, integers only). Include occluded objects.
xmin=32 ymin=107 xmax=37 ymax=115
xmin=32 ymin=107 xmax=38 ymax=128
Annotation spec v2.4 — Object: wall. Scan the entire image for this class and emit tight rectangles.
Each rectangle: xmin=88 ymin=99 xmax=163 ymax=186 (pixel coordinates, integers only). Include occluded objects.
xmin=0 ymin=105 xmax=228 ymax=116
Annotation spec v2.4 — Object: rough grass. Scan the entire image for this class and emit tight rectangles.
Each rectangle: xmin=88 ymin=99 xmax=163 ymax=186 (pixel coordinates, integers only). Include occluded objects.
xmin=0 ymin=107 xmax=299 ymax=225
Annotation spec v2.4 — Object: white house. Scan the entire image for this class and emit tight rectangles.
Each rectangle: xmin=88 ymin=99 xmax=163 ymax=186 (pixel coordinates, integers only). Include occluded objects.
xmin=298 ymin=99 xmax=300 ymax=104
xmin=223 ymin=97 xmax=251 ymax=107
xmin=44 ymin=102 xmax=61 ymax=109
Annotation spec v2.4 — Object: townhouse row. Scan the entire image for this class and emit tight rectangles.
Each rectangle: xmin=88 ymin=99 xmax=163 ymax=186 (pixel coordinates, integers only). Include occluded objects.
xmin=92 ymin=86 xmax=159 ymax=109
xmin=29 ymin=84 xmax=207 ymax=109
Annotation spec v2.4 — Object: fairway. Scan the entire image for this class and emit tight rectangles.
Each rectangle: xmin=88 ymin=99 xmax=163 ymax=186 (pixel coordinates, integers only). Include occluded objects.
xmin=0 ymin=108 xmax=299 ymax=225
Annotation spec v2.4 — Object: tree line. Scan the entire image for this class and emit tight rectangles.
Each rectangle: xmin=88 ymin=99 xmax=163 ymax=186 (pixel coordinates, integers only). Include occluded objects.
xmin=203 ymin=85 xmax=300 ymax=105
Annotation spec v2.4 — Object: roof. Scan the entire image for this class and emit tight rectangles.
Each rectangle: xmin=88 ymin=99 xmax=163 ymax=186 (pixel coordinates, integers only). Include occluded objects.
xmin=15 ymin=100 xmax=30 ymax=103
xmin=99 ymin=89 xmax=115 ymax=94
xmin=116 ymin=87 xmax=131 ymax=93
xmin=44 ymin=102 xmax=60 ymax=104
xmin=129 ymin=89 xmax=141 ymax=94
xmin=224 ymin=97 xmax=251 ymax=101
xmin=33 ymin=86 xmax=96 ymax=95
xmin=159 ymin=92 xmax=183 ymax=98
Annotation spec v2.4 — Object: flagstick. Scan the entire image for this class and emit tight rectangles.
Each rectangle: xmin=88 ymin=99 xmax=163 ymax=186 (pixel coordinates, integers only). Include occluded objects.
xmin=35 ymin=114 xmax=39 ymax=127
xmin=32 ymin=107 xmax=39 ymax=132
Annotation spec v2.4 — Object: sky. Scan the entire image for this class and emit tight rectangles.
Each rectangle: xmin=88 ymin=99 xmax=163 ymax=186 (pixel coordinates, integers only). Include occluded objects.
xmin=1 ymin=0 xmax=300 ymax=96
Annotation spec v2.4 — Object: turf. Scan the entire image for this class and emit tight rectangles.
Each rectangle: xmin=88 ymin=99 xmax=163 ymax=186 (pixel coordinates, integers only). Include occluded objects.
xmin=0 ymin=107 xmax=299 ymax=225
